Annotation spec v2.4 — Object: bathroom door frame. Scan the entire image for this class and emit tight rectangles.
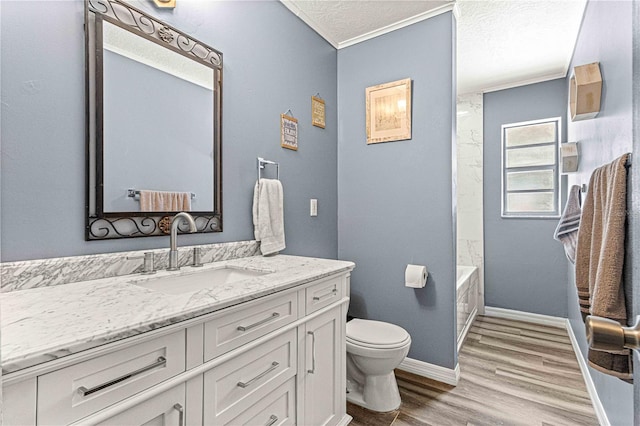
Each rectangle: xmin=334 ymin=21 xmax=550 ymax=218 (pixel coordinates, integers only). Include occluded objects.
xmin=631 ymin=1 xmax=640 ymax=421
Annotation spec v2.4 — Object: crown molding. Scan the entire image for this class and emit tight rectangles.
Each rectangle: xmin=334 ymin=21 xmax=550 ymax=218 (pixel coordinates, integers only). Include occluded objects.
xmin=280 ymin=0 xmax=339 ymax=48
xmin=338 ymin=3 xmax=456 ymax=49
xmin=280 ymin=1 xmax=455 ymax=50
xmin=473 ymin=71 xmax=568 ymax=95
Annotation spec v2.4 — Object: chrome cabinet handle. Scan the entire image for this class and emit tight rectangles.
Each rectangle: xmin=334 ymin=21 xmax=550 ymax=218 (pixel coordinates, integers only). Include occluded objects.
xmin=77 ymin=356 xmax=167 ymax=397
xmin=307 ymin=331 xmax=316 ymax=374
xmin=173 ymin=403 xmax=184 ymax=426
xmin=237 ymin=312 xmax=280 ymax=332
xmin=313 ymin=288 xmax=337 ymax=301
xmin=237 ymin=361 xmax=279 ymax=388
xmin=265 ymin=414 xmax=278 ymax=426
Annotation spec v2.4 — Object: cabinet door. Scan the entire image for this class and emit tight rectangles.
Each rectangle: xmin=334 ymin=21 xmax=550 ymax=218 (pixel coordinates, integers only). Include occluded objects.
xmin=303 ymin=306 xmax=342 ymax=426
xmin=96 ymin=383 xmax=185 ymax=426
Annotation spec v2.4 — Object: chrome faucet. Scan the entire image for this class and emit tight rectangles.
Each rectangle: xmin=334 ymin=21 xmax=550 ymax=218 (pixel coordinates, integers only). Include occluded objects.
xmin=168 ymin=212 xmax=197 ymax=271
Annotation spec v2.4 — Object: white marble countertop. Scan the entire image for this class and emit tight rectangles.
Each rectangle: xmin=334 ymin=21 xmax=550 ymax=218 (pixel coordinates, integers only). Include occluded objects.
xmin=2 ymin=255 xmax=354 ymax=375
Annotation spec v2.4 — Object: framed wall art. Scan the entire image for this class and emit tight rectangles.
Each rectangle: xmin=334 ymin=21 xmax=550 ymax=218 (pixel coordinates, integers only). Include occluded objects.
xmin=312 ymin=95 xmax=326 ymax=128
xmin=365 ymin=78 xmax=412 ymax=144
xmin=281 ymin=113 xmax=298 ymax=151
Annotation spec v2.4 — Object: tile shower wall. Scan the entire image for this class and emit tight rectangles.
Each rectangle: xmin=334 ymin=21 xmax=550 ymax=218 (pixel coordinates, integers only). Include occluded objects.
xmin=456 ymin=93 xmax=484 ymax=313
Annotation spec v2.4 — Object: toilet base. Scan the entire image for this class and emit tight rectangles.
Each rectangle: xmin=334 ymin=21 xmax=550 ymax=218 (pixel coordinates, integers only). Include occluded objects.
xmin=346 ymin=371 xmax=401 ymax=413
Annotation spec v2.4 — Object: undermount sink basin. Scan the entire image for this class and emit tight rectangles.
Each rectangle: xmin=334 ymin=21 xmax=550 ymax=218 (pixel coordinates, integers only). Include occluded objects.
xmin=129 ymin=266 xmax=271 ymax=295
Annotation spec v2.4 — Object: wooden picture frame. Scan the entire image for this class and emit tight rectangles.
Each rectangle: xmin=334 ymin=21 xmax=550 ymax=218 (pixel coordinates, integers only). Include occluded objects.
xmin=281 ymin=114 xmax=298 ymax=151
xmin=311 ymin=96 xmax=326 ymax=128
xmin=365 ymin=78 xmax=412 ymax=144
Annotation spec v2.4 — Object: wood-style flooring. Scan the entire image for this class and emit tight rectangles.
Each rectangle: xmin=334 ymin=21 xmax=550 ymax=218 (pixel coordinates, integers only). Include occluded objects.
xmin=347 ymin=315 xmax=599 ymax=426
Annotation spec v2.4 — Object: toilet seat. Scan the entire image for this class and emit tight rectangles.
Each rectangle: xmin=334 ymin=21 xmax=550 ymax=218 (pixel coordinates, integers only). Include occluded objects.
xmin=346 ymin=319 xmax=410 ymax=349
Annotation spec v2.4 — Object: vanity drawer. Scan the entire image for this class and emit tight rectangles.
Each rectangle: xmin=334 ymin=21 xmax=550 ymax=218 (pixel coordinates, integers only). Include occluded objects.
xmin=37 ymin=331 xmax=186 ymax=425
xmin=305 ymin=275 xmax=343 ymax=314
xmin=96 ymin=383 xmax=185 ymax=426
xmin=204 ymin=291 xmax=297 ymax=361
xmin=224 ymin=377 xmax=296 ymax=426
xmin=203 ymin=328 xmax=296 ymax=425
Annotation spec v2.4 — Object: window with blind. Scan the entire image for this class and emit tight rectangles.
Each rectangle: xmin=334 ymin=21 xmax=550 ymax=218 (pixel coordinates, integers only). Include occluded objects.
xmin=501 ymin=118 xmax=561 ymax=218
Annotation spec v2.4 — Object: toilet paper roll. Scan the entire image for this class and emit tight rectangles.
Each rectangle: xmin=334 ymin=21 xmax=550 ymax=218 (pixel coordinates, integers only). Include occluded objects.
xmin=405 ymin=264 xmax=428 ymax=288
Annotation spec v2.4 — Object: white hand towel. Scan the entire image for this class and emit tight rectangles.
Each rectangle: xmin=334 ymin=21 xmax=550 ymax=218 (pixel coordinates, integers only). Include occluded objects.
xmin=553 ymin=185 xmax=582 ymax=263
xmin=252 ymin=179 xmax=285 ymax=256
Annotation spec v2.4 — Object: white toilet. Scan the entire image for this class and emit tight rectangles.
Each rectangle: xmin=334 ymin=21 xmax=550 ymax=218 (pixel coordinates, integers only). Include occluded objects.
xmin=346 ymin=319 xmax=411 ymax=412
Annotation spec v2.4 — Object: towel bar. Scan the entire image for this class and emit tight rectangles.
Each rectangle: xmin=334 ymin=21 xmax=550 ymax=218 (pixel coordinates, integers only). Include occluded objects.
xmin=586 ymin=315 xmax=640 ymax=352
xmin=257 ymin=157 xmax=280 ymax=180
xmin=127 ymin=189 xmax=195 ymax=199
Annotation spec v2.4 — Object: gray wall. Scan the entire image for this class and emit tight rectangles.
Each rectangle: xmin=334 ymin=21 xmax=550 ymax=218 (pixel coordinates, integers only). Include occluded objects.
xmin=565 ymin=1 xmax=634 ymax=424
xmin=483 ymin=78 xmax=569 ymax=317
xmin=337 ymin=13 xmax=457 ymax=368
xmin=1 ymin=0 xmax=338 ymax=261
xmin=103 ymin=51 xmax=214 ymax=212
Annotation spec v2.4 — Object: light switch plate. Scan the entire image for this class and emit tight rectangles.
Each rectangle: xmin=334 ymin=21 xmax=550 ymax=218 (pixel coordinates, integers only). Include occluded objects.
xmin=310 ymin=199 xmax=318 ymax=217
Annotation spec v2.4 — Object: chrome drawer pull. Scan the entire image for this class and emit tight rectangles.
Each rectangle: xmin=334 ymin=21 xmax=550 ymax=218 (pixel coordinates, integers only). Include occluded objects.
xmin=266 ymin=414 xmax=278 ymax=426
xmin=77 ymin=356 xmax=167 ymax=397
xmin=313 ymin=288 xmax=337 ymax=301
xmin=237 ymin=361 xmax=279 ymax=388
xmin=237 ymin=312 xmax=280 ymax=332
xmin=173 ymin=403 xmax=184 ymax=426
xmin=307 ymin=331 xmax=316 ymax=374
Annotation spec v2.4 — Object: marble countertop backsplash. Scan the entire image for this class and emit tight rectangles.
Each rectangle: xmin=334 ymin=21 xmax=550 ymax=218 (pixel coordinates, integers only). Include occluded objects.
xmin=2 ymin=253 xmax=354 ymax=375
xmin=1 ymin=240 xmax=260 ymax=292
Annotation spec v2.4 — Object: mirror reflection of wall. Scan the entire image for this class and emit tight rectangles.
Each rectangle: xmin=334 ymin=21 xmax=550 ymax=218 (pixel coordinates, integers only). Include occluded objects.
xmin=101 ymin=20 xmax=215 ymax=213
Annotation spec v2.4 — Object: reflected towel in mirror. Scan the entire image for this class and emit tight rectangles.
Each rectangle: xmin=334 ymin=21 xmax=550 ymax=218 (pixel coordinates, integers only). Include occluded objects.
xmin=139 ymin=190 xmax=191 ymax=212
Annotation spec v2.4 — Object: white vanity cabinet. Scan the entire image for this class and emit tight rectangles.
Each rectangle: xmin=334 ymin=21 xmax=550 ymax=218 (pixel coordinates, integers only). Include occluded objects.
xmin=301 ymin=306 xmax=344 ymax=426
xmin=2 ymin=270 xmax=351 ymax=426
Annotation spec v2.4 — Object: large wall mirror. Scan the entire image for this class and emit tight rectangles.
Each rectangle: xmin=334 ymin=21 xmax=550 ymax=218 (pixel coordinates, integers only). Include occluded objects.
xmin=85 ymin=0 xmax=222 ymax=240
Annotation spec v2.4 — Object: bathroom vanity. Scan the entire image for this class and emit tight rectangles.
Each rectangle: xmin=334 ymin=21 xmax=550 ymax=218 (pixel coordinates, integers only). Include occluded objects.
xmin=2 ymin=253 xmax=354 ymax=425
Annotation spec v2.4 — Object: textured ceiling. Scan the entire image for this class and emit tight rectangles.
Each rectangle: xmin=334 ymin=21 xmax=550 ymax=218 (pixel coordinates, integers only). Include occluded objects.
xmin=282 ymin=0 xmax=450 ymax=47
xmin=456 ymin=0 xmax=587 ymax=94
xmin=282 ymin=0 xmax=587 ymax=94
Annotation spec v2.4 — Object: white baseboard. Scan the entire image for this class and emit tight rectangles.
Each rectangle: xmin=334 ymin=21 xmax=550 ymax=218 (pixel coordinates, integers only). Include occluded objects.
xmin=336 ymin=414 xmax=353 ymax=426
xmin=398 ymin=357 xmax=460 ymax=386
xmin=485 ymin=306 xmax=609 ymax=426
xmin=484 ymin=306 xmax=567 ymax=328
xmin=565 ymin=319 xmax=610 ymax=426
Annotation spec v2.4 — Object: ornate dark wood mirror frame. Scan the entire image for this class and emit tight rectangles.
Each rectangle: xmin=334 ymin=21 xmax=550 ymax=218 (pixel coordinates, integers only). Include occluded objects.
xmin=85 ymin=0 xmax=223 ymax=240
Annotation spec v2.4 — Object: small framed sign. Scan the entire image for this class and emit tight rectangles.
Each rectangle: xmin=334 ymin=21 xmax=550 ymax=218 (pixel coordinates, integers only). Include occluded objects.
xmin=281 ymin=113 xmax=298 ymax=151
xmin=311 ymin=96 xmax=326 ymax=128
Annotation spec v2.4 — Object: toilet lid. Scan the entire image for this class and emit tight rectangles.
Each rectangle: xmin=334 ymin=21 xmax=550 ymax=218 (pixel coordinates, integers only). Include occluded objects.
xmin=346 ymin=319 xmax=410 ymax=348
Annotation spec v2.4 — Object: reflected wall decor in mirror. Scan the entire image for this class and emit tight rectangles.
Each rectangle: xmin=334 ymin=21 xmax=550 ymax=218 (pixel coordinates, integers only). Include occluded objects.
xmin=85 ymin=0 xmax=222 ymax=240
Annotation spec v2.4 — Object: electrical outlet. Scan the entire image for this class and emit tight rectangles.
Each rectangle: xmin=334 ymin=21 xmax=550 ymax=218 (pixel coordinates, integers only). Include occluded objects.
xmin=310 ymin=199 xmax=318 ymax=217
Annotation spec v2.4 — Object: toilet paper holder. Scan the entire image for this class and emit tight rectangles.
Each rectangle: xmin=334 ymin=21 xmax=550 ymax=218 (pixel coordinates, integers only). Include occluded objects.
xmin=405 ymin=264 xmax=428 ymax=288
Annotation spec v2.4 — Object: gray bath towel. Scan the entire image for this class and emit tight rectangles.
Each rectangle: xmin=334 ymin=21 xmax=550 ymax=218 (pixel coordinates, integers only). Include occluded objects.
xmin=554 ymin=185 xmax=582 ymax=264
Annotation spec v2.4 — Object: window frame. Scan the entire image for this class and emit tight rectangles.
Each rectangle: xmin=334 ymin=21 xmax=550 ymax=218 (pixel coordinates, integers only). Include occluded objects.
xmin=501 ymin=117 xmax=562 ymax=219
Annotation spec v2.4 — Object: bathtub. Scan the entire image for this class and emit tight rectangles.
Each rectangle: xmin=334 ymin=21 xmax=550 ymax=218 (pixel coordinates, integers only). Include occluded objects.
xmin=457 ymin=266 xmax=479 ymax=351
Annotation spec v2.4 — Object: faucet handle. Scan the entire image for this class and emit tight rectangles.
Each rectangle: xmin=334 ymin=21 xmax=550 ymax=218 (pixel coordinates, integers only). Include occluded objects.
xmin=127 ymin=252 xmax=156 ymax=275
xmin=192 ymin=247 xmax=203 ymax=267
